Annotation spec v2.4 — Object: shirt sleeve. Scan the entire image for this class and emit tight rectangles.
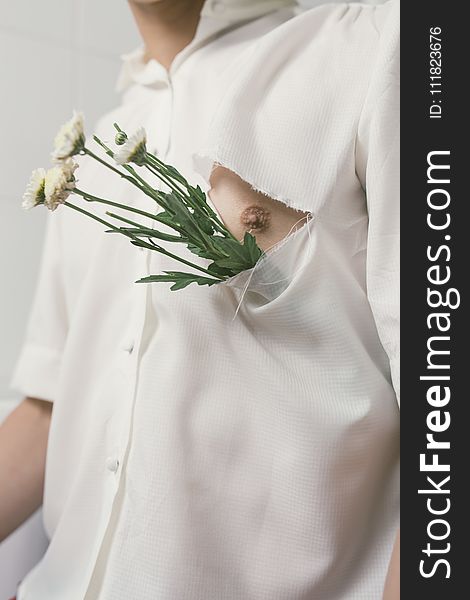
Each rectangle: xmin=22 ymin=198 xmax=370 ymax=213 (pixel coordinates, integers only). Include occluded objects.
xmin=356 ymin=0 xmax=400 ymax=407
xmin=9 ymin=212 xmax=68 ymax=403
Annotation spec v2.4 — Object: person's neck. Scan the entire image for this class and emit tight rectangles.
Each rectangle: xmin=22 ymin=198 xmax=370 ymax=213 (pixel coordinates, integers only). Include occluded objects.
xmin=129 ymin=0 xmax=206 ymax=70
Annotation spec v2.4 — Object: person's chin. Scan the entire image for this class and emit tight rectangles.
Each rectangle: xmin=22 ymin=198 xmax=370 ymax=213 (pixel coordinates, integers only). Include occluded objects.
xmin=129 ymin=0 xmax=166 ymax=5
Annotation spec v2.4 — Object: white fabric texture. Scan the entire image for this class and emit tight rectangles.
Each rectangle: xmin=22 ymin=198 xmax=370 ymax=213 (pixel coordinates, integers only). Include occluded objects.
xmin=11 ymin=2 xmax=399 ymax=599
xmin=195 ymin=0 xmax=400 ymax=405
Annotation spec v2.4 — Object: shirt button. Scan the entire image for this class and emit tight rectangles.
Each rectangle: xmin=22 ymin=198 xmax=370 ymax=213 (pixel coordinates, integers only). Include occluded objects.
xmin=106 ymin=457 xmax=120 ymax=473
xmin=123 ymin=340 xmax=135 ymax=354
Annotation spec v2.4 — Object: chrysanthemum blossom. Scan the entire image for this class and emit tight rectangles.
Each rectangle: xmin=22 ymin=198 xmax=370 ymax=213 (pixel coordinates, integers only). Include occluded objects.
xmin=44 ymin=159 xmax=78 ymax=211
xmin=114 ymin=127 xmax=147 ymax=165
xmin=52 ymin=111 xmax=85 ymax=161
xmin=22 ymin=168 xmax=46 ymax=210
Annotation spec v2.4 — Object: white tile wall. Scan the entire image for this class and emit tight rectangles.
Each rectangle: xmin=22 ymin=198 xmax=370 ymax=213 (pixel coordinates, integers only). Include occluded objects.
xmin=0 ymin=1 xmax=139 ymax=596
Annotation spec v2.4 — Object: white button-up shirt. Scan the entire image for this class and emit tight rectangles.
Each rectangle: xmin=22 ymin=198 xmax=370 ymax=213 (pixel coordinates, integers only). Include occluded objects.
xmin=11 ymin=2 xmax=399 ymax=599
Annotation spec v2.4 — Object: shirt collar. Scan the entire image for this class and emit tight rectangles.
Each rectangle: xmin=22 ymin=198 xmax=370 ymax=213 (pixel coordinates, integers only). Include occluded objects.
xmin=117 ymin=14 xmax=236 ymax=92
xmin=116 ymin=0 xmax=295 ymax=92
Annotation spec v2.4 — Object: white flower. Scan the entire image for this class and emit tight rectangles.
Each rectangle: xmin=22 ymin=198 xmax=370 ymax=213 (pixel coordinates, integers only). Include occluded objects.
xmin=44 ymin=159 xmax=78 ymax=211
xmin=22 ymin=168 xmax=46 ymax=210
xmin=52 ymin=111 xmax=85 ymax=161
xmin=114 ymin=127 xmax=147 ymax=165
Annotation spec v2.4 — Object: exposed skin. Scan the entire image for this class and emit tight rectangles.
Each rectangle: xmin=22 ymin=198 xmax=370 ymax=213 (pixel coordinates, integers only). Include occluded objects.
xmin=383 ymin=530 xmax=400 ymax=599
xmin=1 ymin=6 xmax=400 ymax=598
xmin=208 ymin=166 xmax=311 ymax=251
xmin=0 ymin=397 xmax=52 ymax=542
xmin=128 ymin=0 xmax=206 ymax=70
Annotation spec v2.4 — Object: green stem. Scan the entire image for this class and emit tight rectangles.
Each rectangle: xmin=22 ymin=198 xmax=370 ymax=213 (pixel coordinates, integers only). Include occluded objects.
xmin=105 ymin=211 xmax=184 ymax=242
xmin=84 ymin=146 xmax=164 ymax=206
xmin=89 ymin=131 xmax=237 ymax=247
xmin=143 ymin=162 xmax=188 ymax=203
xmin=91 ymin=135 xmax=116 ymax=158
xmin=83 ymin=148 xmax=131 ymax=181
xmin=206 ymin=212 xmax=236 ymax=239
xmin=143 ymin=240 xmax=224 ymax=279
xmin=75 ymin=188 xmax=197 ymax=239
xmin=64 ymin=200 xmax=133 ymax=237
xmin=74 ymin=188 xmax=158 ymax=223
xmin=143 ymin=156 xmax=218 ymax=229
xmin=90 ymin=137 xmax=164 ymax=205
xmin=64 ymin=200 xmax=224 ymax=280
xmin=122 ymin=163 xmax=162 ymax=198
xmin=145 ymin=155 xmax=189 ymax=198
xmin=91 ymin=132 xmax=234 ymax=242
xmin=144 ymin=156 xmax=236 ymax=240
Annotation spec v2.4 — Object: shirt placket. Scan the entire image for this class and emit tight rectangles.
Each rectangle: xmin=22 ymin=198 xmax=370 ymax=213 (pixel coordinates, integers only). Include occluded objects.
xmin=105 ymin=73 xmax=175 ymax=518
xmin=82 ymin=73 xmax=176 ymax=600
xmin=81 ymin=250 xmax=150 ymax=600
xmin=147 ymin=74 xmax=173 ymax=159
xmin=107 ymin=255 xmax=149 ymax=491
xmin=100 ymin=70 xmax=175 ymax=503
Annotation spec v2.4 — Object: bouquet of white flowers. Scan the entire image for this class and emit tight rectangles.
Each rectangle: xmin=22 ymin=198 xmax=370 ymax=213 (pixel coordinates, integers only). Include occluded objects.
xmin=23 ymin=112 xmax=263 ymax=290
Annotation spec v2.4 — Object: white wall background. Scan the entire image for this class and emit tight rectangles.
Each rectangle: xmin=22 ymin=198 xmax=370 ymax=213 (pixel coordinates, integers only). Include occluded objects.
xmin=0 ymin=1 xmax=139 ymax=596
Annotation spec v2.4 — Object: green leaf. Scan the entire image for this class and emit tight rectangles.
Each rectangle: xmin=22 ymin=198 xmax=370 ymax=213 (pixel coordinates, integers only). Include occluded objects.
xmin=153 ymin=210 xmax=180 ymax=228
xmin=208 ymin=236 xmax=233 ymax=258
xmin=207 ymin=262 xmax=236 ymax=277
xmin=166 ymin=193 xmax=207 ymax=241
xmin=194 ymin=211 xmax=215 ymax=235
xmin=243 ymin=231 xmax=264 ymax=263
xmin=210 ymin=238 xmax=256 ymax=270
xmin=110 ymin=227 xmax=183 ymax=242
xmin=136 ymin=271 xmax=221 ymax=290
xmin=130 ymin=239 xmax=155 ymax=249
xmin=153 ymin=209 xmax=204 ymax=244
xmin=186 ymin=242 xmax=214 ymax=259
xmin=212 ymin=257 xmax=246 ymax=270
xmin=211 ymin=235 xmax=263 ymax=271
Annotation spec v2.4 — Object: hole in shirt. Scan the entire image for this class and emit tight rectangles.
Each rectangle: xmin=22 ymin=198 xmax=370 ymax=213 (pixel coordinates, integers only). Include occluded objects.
xmin=207 ymin=166 xmax=311 ymax=252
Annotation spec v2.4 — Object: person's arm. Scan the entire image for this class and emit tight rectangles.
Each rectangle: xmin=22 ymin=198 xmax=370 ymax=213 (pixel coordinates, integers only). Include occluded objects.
xmin=383 ymin=529 xmax=400 ymax=599
xmin=0 ymin=397 xmax=52 ymax=542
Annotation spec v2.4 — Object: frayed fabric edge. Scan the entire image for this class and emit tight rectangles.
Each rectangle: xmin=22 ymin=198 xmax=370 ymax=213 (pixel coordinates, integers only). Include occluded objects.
xmin=192 ymin=150 xmax=314 ymax=215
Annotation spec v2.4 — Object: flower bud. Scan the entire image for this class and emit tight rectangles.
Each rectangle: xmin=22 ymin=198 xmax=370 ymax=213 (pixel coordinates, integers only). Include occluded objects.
xmin=115 ymin=131 xmax=128 ymax=146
